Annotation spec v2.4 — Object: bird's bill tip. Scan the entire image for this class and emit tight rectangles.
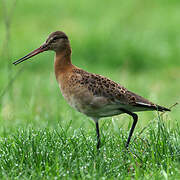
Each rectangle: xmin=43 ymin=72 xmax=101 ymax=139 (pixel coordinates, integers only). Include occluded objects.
xmin=12 ymin=44 xmax=48 ymax=65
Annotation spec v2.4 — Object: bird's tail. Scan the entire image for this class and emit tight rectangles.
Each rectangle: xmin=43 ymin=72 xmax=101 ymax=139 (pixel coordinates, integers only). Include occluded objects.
xmin=156 ymin=105 xmax=170 ymax=112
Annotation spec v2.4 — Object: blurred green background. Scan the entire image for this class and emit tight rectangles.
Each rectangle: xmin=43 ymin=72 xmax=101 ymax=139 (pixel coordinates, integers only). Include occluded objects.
xmin=0 ymin=0 xmax=179 ymax=133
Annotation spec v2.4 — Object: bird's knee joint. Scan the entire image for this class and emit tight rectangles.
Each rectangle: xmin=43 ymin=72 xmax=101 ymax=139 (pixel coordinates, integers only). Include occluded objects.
xmin=132 ymin=113 xmax=138 ymax=122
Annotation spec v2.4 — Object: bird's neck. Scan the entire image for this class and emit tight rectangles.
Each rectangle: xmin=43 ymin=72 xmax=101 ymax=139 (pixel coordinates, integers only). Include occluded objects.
xmin=54 ymin=47 xmax=74 ymax=80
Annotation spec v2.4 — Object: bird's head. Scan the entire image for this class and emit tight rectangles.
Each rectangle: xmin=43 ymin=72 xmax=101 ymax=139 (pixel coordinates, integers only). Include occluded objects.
xmin=45 ymin=31 xmax=69 ymax=52
xmin=13 ymin=31 xmax=70 ymax=65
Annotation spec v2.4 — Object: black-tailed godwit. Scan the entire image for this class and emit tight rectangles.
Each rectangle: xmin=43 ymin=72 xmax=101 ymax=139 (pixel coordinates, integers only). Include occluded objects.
xmin=13 ymin=31 xmax=170 ymax=149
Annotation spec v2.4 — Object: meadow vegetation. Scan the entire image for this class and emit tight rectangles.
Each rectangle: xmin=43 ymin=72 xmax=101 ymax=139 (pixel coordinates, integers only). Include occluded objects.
xmin=0 ymin=0 xmax=179 ymax=179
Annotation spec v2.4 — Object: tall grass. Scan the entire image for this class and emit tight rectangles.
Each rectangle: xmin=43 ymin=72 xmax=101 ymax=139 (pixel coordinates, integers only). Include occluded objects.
xmin=0 ymin=115 xmax=179 ymax=179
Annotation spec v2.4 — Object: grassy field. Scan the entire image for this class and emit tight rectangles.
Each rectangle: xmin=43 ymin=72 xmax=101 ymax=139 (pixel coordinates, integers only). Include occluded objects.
xmin=0 ymin=0 xmax=180 ymax=179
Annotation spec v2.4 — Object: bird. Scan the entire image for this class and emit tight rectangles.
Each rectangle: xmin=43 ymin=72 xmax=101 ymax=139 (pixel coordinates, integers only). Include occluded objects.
xmin=13 ymin=31 xmax=170 ymax=149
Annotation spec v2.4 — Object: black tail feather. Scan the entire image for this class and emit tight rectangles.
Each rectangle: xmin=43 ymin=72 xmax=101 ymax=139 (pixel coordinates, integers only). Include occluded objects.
xmin=134 ymin=102 xmax=171 ymax=112
xmin=156 ymin=105 xmax=170 ymax=112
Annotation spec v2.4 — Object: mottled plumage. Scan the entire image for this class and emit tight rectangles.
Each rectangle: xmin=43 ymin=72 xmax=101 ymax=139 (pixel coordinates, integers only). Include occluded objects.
xmin=13 ymin=31 xmax=170 ymax=149
xmin=58 ymin=68 xmax=169 ymax=118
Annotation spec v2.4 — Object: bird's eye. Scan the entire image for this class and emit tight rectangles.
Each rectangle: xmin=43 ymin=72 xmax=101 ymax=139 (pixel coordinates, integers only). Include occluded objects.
xmin=52 ymin=36 xmax=59 ymax=42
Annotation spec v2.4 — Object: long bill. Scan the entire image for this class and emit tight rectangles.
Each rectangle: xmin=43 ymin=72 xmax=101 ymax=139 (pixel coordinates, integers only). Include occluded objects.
xmin=13 ymin=45 xmax=48 ymax=65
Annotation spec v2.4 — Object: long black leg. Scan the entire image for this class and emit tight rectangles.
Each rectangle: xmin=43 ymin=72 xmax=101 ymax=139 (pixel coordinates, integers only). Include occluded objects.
xmin=119 ymin=108 xmax=138 ymax=148
xmin=96 ymin=122 xmax=100 ymax=149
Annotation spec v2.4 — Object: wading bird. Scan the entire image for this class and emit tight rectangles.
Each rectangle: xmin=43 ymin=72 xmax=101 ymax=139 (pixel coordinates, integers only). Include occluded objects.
xmin=13 ymin=31 xmax=170 ymax=149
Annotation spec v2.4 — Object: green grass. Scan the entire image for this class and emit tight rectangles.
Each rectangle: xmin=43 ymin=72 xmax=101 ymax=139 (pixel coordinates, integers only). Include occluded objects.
xmin=0 ymin=0 xmax=180 ymax=179
xmin=0 ymin=116 xmax=180 ymax=179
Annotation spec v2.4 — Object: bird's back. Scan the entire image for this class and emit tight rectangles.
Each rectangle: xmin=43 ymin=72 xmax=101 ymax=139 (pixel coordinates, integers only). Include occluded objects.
xmin=57 ymin=67 xmax=170 ymax=118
